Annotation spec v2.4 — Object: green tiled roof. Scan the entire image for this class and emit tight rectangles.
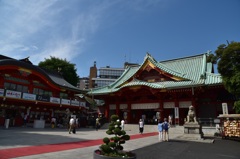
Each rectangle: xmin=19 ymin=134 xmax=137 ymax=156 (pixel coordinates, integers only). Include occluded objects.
xmin=145 ymin=54 xmax=186 ymax=79
xmin=205 ymin=72 xmax=222 ymax=85
xmin=0 ymin=56 xmax=85 ymax=93
xmin=88 ymin=53 xmax=222 ymax=95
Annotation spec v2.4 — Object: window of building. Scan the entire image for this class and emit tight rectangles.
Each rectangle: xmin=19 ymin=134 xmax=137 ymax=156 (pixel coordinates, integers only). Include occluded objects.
xmin=33 ymin=88 xmax=52 ymax=96
xmin=60 ymin=92 xmax=68 ymax=99
xmin=4 ymin=82 xmax=28 ymax=93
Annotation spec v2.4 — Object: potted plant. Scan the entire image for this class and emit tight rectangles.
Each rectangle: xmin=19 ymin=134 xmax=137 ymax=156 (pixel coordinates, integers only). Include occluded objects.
xmin=93 ymin=114 xmax=136 ymax=159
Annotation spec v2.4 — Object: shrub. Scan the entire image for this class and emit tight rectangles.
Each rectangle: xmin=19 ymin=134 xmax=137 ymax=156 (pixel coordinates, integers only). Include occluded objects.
xmin=98 ymin=114 xmax=132 ymax=157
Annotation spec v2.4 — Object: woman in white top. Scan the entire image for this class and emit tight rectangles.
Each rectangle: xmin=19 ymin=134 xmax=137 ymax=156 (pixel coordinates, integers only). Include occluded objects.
xmin=121 ymin=119 xmax=125 ymax=130
xmin=139 ymin=119 xmax=144 ymax=134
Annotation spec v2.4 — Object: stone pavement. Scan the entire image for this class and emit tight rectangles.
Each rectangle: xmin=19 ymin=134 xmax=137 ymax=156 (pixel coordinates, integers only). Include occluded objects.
xmin=132 ymin=137 xmax=240 ymax=159
xmin=0 ymin=125 xmax=217 ymax=159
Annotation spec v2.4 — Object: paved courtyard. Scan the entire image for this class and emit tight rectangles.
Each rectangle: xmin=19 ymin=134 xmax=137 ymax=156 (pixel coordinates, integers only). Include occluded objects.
xmin=0 ymin=125 xmax=239 ymax=159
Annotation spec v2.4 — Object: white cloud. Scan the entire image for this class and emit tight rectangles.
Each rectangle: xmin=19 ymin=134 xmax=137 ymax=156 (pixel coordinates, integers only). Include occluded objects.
xmin=0 ymin=0 xmax=98 ymax=63
xmin=0 ymin=0 xmax=169 ymax=77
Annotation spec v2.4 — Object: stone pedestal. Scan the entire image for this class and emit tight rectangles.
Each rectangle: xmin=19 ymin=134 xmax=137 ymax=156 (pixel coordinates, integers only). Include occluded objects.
xmin=183 ymin=123 xmax=203 ymax=140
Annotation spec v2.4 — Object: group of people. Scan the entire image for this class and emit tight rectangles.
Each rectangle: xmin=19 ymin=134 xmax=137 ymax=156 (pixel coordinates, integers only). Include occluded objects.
xmin=138 ymin=117 xmax=170 ymax=141
xmin=157 ymin=118 xmax=170 ymax=141
xmin=68 ymin=115 xmax=171 ymax=141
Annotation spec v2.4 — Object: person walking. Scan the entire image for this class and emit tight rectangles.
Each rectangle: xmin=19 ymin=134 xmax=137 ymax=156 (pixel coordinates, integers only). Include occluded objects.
xmin=95 ymin=117 xmax=100 ymax=131
xmin=157 ymin=120 xmax=163 ymax=141
xmin=23 ymin=114 xmax=28 ymax=127
xmin=139 ymin=119 xmax=144 ymax=134
xmin=163 ymin=118 xmax=170 ymax=141
xmin=51 ymin=117 xmax=56 ymax=128
xmin=68 ymin=117 xmax=75 ymax=134
xmin=121 ymin=119 xmax=125 ymax=130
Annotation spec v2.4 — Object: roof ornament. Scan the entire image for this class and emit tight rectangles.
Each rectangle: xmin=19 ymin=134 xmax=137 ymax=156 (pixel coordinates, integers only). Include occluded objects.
xmin=206 ymin=50 xmax=212 ymax=55
xmin=145 ymin=52 xmax=158 ymax=63
xmin=144 ymin=52 xmax=151 ymax=59
xmin=146 ymin=52 xmax=152 ymax=57
xmin=19 ymin=56 xmax=33 ymax=65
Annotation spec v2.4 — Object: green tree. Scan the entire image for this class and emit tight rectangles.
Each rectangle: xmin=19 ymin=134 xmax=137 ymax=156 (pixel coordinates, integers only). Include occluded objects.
xmin=38 ymin=56 xmax=79 ymax=86
xmin=208 ymin=41 xmax=240 ymax=113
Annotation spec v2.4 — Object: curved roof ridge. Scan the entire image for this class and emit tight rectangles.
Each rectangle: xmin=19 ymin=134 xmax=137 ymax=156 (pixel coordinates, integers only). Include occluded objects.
xmin=159 ymin=53 xmax=207 ymax=63
xmin=145 ymin=53 xmax=186 ymax=79
xmin=122 ymin=81 xmax=165 ymax=89
xmin=0 ymin=58 xmax=82 ymax=92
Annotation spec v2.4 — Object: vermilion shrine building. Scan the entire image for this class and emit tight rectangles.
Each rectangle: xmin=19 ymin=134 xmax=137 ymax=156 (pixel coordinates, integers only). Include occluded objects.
xmin=89 ymin=53 xmax=235 ymax=125
xmin=0 ymin=55 xmax=87 ymax=127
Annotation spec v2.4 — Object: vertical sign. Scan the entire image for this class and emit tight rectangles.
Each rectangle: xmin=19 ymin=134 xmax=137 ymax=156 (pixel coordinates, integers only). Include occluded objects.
xmin=222 ymin=103 xmax=228 ymax=114
xmin=0 ymin=89 xmax=4 ymax=96
xmin=174 ymin=107 xmax=179 ymax=118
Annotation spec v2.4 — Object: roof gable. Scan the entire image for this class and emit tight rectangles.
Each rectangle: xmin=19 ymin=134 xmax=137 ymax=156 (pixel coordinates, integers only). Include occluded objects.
xmin=139 ymin=53 xmax=187 ymax=81
xmin=115 ymin=53 xmax=190 ymax=88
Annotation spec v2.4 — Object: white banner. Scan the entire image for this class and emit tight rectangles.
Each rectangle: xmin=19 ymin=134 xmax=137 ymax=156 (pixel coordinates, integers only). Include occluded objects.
xmin=120 ymin=104 xmax=128 ymax=109
xmin=50 ymin=97 xmax=61 ymax=104
xmin=80 ymin=102 xmax=86 ymax=107
xmin=131 ymin=103 xmax=159 ymax=109
xmin=174 ymin=107 xmax=179 ymax=118
xmin=22 ymin=93 xmax=36 ymax=100
xmin=222 ymin=103 xmax=228 ymax=114
xmin=71 ymin=100 xmax=79 ymax=106
xmin=0 ymin=89 xmax=4 ymax=96
xmin=61 ymin=99 xmax=70 ymax=105
xmin=163 ymin=102 xmax=174 ymax=108
xmin=6 ymin=90 xmax=21 ymax=99
xmin=179 ymin=101 xmax=192 ymax=108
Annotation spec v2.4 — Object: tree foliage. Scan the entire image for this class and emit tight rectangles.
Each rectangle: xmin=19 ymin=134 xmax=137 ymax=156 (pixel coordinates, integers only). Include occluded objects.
xmin=38 ymin=56 xmax=79 ymax=86
xmin=99 ymin=115 xmax=132 ymax=157
xmin=209 ymin=41 xmax=240 ymax=113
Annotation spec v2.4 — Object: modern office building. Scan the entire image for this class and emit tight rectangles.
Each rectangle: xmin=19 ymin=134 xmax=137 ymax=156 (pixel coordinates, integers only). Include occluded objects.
xmin=77 ymin=77 xmax=89 ymax=90
xmin=92 ymin=66 xmax=125 ymax=88
xmin=89 ymin=62 xmax=139 ymax=88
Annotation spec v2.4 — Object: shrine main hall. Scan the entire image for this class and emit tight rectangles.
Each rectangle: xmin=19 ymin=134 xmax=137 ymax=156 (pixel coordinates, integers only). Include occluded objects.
xmin=88 ymin=53 xmax=235 ymax=125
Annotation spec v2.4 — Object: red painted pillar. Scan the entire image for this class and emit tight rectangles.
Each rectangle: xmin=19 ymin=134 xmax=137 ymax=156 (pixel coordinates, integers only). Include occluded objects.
xmin=116 ymin=102 xmax=120 ymax=117
xmin=160 ymin=100 xmax=164 ymax=121
xmin=104 ymin=103 xmax=110 ymax=120
xmin=127 ymin=103 xmax=131 ymax=124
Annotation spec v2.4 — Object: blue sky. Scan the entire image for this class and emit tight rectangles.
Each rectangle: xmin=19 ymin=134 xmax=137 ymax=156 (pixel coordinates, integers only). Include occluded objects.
xmin=0 ymin=0 xmax=240 ymax=77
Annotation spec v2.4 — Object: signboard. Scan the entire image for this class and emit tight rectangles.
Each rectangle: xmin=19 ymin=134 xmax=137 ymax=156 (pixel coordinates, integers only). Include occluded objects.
xmin=71 ymin=100 xmax=79 ymax=106
xmin=174 ymin=107 xmax=179 ymax=118
xmin=50 ymin=97 xmax=60 ymax=104
xmin=131 ymin=103 xmax=159 ymax=109
xmin=222 ymin=103 xmax=228 ymax=115
xmin=163 ymin=102 xmax=175 ymax=108
xmin=0 ymin=89 xmax=4 ymax=96
xmin=22 ymin=93 xmax=36 ymax=100
xmin=6 ymin=90 xmax=21 ymax=99
xmin=37 ymin=95 xmax=50 ymax=102
xmin=80 ymin=102 xmax=86 ymax=107
xmin=61 ymin=99 xmax=70 ymax=105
